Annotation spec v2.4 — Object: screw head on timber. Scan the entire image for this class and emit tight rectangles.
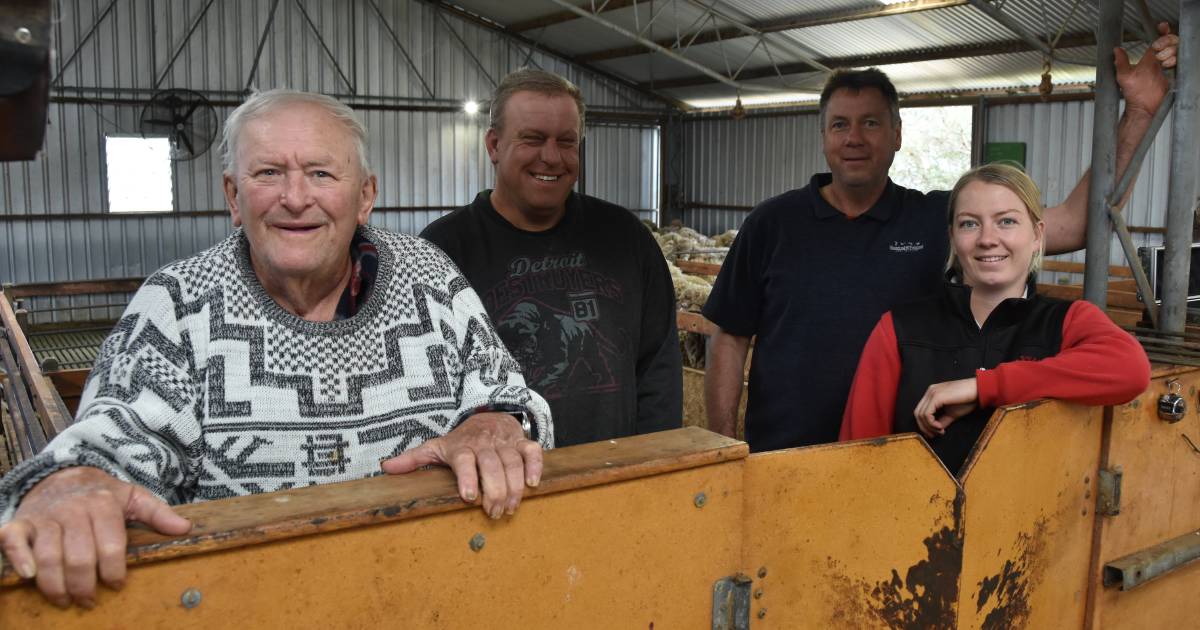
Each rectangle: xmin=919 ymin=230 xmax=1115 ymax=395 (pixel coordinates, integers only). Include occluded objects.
xmin=469 ymin=533 xmax=486 ymax=552
xmin=757 ymin=567 xmax=768 ymax=579
xmin=754 ymin=588 xmax=764 ymax=599
xmin=757 ymin=608 xmax=767 ymax=619
xmin=180 ymin=588 xmax=202 ymax=609
xmin=14 ymin=27 xmax=32 ymax=45
xmin=693 ymin=492 xmax=707 ymax=508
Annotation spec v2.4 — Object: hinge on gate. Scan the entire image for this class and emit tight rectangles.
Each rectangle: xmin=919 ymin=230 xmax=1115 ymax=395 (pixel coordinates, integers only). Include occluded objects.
xmin=712 ymin=574 xmax=752 ymax=630
xmin=1098 ymin=466 xmax=1123 ymax=516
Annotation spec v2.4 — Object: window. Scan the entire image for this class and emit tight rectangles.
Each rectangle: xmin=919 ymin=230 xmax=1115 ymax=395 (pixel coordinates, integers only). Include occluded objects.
xmin=105 ymin=136 xmax=174 ymax=213
xmin=889 ymin=106 xmax=973 ymax=192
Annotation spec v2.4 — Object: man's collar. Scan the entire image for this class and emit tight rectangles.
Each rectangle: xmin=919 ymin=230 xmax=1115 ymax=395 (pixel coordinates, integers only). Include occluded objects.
xmin=477 ymin=189 xmax=577 ymax=233
xmin=810 ymin=173 xmax=895 ymax=222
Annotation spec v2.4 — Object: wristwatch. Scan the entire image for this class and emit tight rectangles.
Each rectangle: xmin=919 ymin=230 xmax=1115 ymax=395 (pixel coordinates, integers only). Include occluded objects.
xmin=509 ymin=410 xmax=537 ymax=442
xmin=472 ymin=404 xmax=537 ymax=442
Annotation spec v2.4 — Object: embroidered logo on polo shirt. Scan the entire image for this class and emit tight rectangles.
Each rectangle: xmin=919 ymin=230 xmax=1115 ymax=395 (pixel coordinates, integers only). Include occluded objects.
xmin=889 ymin=241 xmax=925 ymax=253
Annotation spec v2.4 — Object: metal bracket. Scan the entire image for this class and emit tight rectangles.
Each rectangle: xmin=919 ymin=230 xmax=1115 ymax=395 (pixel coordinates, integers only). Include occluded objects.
xmin=1103 ymin=528 xmax=1200 ymax=590
xmin=1097 ymin=467 xmax=1123 ymax=516
xmin=712 ymin=574 xmax=751 ymax=630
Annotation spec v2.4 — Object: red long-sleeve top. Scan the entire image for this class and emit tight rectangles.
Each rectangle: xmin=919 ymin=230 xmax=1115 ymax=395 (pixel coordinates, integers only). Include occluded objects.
xmin=839 ymin=300 xmax=1151 ymax=441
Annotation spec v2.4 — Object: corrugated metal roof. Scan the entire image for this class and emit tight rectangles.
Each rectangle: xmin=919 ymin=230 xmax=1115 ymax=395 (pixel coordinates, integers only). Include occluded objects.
xmin=451 ymin=0 xmax=1182 ymax=108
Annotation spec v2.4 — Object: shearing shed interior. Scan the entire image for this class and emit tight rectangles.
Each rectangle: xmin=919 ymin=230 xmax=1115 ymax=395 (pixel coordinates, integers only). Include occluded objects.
xmin=1 ymin=0 xmax=1199 ymax=627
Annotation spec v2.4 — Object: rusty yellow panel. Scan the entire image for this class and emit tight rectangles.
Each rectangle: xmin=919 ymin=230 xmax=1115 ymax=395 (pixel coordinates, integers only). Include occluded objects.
xmin=741 ymin=436 xmax=960 ymax=629
xmin=1091 ymin=367 xmax=1200 ymax=629
xmin=1093 ymin=556 xmax=1200 ymax=630
xmin=0 ymin=462 xmax=744 ymax=629
xmin=956 ymin=400 xmax=1103 ymax=630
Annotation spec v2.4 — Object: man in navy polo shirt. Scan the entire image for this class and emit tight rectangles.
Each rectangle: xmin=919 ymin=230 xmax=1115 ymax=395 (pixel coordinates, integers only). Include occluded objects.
xmin=703 ymin=27 xmax=1179 ymax=452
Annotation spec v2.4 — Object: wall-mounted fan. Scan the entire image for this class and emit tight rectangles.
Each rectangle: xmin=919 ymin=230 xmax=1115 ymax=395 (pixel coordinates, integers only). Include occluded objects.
xmin=139 ymin=89 xmax=218 ymax=161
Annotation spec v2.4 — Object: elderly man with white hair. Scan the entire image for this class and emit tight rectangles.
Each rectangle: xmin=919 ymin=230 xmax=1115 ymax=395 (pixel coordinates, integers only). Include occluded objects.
xmin=0 ymin=89 xmax=553 ymax=608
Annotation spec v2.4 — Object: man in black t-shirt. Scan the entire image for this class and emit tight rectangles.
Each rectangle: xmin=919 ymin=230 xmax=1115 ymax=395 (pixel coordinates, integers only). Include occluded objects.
xmin=704 ymin=28 xmax=1179 ymax=452
xmin=422 ymin=69 xmax=682 ymax=447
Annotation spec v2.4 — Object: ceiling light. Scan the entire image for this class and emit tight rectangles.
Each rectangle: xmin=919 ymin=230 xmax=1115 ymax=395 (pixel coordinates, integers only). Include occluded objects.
xmin=463 ymin=100 xmax=479 ymax=115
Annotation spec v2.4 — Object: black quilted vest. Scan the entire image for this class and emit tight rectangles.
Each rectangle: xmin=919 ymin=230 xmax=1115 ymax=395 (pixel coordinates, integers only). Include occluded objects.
xmin=891 ymin=277 xmax=1071 ymax=476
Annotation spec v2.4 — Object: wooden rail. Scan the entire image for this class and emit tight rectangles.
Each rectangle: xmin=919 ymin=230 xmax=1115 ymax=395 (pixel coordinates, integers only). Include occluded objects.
xmin=1 ymin=428 xmax=746 ymax=584
xmin=675 ymin=260 xmax=722 ymax=276
xmin=0 ymin=291 xmax=73 ymax=470
xmin=1041 ymin=259 xmax=1135 ymax=278
xmin=3 ymin=277 xmax=145 ymax=299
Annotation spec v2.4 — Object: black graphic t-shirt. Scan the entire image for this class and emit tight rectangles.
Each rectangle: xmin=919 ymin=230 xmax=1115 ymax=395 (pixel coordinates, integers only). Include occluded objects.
xmin=421 ymin=190 xmax=682 ymax=446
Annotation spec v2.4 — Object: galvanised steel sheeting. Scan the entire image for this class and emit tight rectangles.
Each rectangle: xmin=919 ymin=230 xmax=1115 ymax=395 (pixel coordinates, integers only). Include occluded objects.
xmin=1 ymin=0 xmax=663 ymax=285
xmin=781 ymin=5 xmax=1012 ymax=59
xmin=986 ymin=99 xmax=1183 ymax=285
xmin=680 ymin=97 xmax=1189 ymax=265
xmin=869 ymin=48 xmax=1101 ymax=94
xmin=595 ymin=35 xmax=776 ymax=84
xmin=46 ymin=0 xmax=659 ymax=106
xmin=585 ymin=124 xmax=661 ymax=220
xmin=713 ymin=0 xmax=883 ymax=20
xmin=681 ymin=111 xmax=824 ymax=235
xmin=2 ymin=214 xmax=233 ymax=287
xmin=1 ymin=113 xmax=658 ymax=282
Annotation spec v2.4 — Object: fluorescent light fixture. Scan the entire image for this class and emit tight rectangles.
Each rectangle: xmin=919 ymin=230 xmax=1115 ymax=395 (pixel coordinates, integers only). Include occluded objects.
xmin=463 ymin=100 xmax=479 ymax=115
xmin=685 ymin=92 xmax=820 ymax=111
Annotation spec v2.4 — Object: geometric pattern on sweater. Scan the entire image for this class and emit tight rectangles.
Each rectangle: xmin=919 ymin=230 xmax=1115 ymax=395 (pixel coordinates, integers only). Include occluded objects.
xmin=0 ymin=226 xmax=553 ymax=518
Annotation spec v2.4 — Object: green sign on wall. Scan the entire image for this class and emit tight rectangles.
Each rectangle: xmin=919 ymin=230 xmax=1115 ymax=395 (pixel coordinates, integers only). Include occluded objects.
xmin=984 ymin=142 xmax=1027 ymax=169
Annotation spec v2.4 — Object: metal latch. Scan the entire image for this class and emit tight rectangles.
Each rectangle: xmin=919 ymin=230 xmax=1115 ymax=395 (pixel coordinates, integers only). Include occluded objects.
xmin=1158 ymin=379 xmax=1186 ymax=423
xmin=1097 ymin=467 xmax=1123 ymax=516
xmin=712 ymin=574 xmax=752 ymax=630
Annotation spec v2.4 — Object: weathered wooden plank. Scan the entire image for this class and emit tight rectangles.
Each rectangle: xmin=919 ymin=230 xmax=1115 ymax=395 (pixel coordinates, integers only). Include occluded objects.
xmin=676 ymin=260 xmax=722 ymax=276
xmin=0 ymin=427 xmax=746 ymax=585
xmin=1037 ymin=284 xmax=1145 ymax=310
xmin=4 ymin=278 xmax=144 ymax=298
xmin=1042 ymin=260 xmax=1135 ymax=278
xmin=0 ymin=293 xmax=71 ymax=437
xmin=0 ymin=431 xmax=747 ymax=629
xmin=677 ymin=310 xmax=719 ymax=336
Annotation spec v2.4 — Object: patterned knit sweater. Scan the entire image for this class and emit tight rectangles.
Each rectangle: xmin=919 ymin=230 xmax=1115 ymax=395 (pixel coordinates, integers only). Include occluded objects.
xmin=0 ymin=226 xmax=553 ymax=520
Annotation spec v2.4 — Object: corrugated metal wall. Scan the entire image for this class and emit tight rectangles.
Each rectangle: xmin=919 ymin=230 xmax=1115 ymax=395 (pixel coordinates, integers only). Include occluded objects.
xmin=680 ymin=111 xmax=825 ymax=233
xmin=0 ymin=0 xmax=664 ymax=288
xmin=680 ymin=99 xmax=1191 ymax=285
xmin=985 ymin=100 xmax=1187 ymax=285
xmin=585 ymin=124 xmax=661 ymax=223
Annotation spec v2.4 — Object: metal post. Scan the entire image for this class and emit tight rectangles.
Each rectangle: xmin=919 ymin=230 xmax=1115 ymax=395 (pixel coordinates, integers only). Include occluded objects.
xmin=1083 ymin=0 xmax=1123 ymax=307
xmin=971 ymin=96 xmax=987 ymax=166
xmin=1162 ymin=0 xmax=1200 ymax=332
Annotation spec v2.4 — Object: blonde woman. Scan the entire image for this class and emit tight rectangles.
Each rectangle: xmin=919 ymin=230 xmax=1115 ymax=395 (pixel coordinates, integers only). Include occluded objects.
xmin=839 ymin=163 xmax=1150 ymax=474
